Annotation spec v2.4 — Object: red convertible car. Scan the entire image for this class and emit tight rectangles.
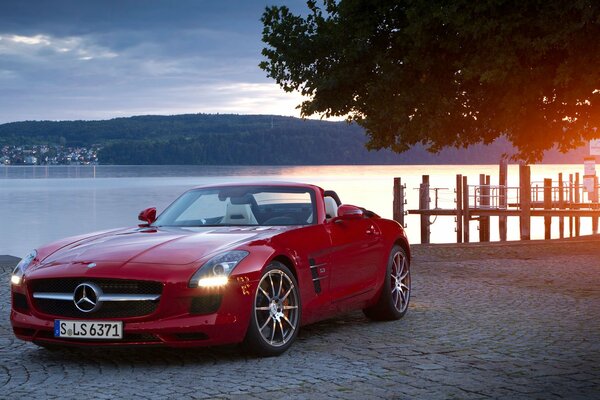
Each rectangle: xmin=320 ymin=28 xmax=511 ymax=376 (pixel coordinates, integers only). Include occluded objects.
xmin=11 ymin=182 xmax=410 ymax=356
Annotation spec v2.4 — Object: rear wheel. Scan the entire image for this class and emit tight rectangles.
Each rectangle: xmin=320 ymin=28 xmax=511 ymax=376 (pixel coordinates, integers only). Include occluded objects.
xmin=243 ymin=262 xmax=301 ymax=356
xmin=364 ymin=245 xmax=410 ymax=321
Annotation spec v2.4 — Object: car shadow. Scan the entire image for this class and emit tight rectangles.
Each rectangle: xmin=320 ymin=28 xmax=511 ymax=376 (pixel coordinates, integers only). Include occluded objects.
xmin=26 ymin=311 xmax=373 ymax=365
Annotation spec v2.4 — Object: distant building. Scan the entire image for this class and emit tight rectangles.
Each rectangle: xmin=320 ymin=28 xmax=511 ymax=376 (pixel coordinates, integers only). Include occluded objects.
xmin=24 ymin=156 xmax=38 ymax=165
xmin=1 ymin=144 xmax=101 ymax=165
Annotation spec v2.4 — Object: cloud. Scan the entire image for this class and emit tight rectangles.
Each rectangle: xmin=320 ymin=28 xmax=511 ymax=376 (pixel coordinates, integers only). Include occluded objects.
xmin=0 ymin=33 xmax=118 ymax=61
xmin=0 ymin=1 xmax=309 ymax=123
xmin=9 ymin=34 xmax=51 ymax=45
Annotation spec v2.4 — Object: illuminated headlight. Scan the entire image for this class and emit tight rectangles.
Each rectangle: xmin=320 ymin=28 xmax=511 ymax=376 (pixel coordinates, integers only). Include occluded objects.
xmin=11 ymin=250 xmax=37 ymax=286
xmin=189 ymin=250 xmax=249 ymax=288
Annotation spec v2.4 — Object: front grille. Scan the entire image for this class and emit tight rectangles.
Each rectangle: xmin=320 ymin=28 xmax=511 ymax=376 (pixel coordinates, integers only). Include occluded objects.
xmin=30 ymin=278 xmax=162 ymax=295
xmin=190 ymin=295 xmax=222 ymax=315
xmin=29 ymin=278 xmax=163 ymax=318
xmin=12 ymin=292 xmax=29 ymax=312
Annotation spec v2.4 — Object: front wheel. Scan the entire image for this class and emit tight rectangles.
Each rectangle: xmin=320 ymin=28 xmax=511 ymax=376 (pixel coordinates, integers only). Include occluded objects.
xmin=364 ymin=245 xmax=411 ymax=321
xmin=243 ymin=262 xmax=301 ymax=356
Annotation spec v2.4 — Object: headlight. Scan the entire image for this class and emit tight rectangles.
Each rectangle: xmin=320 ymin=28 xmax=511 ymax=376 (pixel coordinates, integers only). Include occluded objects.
xmin=11 ymin=249 xmax=37 ymax=286
xmin=189 ymin=250 xmax=249 ymax=288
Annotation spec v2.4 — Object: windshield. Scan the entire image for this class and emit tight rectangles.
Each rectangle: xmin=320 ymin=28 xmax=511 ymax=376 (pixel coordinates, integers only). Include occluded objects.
xmin=153 ymin=186 xmax=316 ymax=227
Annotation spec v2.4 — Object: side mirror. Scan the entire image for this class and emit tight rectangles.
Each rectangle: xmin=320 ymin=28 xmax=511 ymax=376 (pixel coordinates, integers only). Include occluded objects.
xmin=138 ymin=207 xmax=157 ymax=226
xmin=337 ymin=205 xmax=364 ymax=221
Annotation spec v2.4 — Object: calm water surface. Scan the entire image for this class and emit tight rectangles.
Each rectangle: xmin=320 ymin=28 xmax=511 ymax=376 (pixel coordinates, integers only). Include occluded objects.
xmin=0 ymin=164 xmax=591 ymax=257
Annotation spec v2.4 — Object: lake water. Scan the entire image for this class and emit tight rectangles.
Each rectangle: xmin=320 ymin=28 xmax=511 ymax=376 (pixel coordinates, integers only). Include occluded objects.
xmin=0 ymin=164 xmax=593 ymax=258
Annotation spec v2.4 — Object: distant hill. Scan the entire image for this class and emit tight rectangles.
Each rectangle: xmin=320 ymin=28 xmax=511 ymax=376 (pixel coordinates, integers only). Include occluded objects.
xmin=0 ymin=113 xmax=587 ymax=164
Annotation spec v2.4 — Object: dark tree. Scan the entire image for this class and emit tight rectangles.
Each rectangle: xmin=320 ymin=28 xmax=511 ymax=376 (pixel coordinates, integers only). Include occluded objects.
xmin=260 ymin=0 xmax=600 ymax=162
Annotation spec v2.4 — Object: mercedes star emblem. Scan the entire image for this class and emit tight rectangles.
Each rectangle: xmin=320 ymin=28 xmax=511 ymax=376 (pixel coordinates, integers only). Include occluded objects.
xmin=73 ymin=282 xmax=103 ymax=313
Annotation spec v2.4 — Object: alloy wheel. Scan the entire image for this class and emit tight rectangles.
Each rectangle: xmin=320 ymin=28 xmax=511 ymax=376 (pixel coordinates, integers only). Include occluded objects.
xmin=254 ymin=269 xmax=299 ymax=347
xmin=390 ymin=250 xmax=410 ymax=313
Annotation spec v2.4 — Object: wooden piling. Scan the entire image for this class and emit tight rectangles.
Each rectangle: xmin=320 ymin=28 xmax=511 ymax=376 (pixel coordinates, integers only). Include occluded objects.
xmin=419 ymin=175 xmax=430 ymax=244
xmin=484 ymin=175 xmax=491 ymax=242
xmin=575 ymin=173 xmax=581 ymax=236
xmin=594 ymin=176 xmax=599 ymax=234
xmin=393 ymin=177 xmax=405 ymax=226
xmin=569 ymin=174 xmax=574 ymax=237
xmin=479 ymin=174 xmax=485 ymax=242
xmin=479 ymin=174 xmax=491 ymax=242
xmin=456 ymin=174 xmax=463 ymax=243
xmin=499 ymin=160 xmax=508 ymax=241
xmin=558 ymin=173 xmax=564 ymax=239
xmin=462 ymin=175 xmax=470 ymax=243
xmin=519 ymin=165 xmax=531 ymax=240
xmin=544 ymin=178 xmax=552 ymax=239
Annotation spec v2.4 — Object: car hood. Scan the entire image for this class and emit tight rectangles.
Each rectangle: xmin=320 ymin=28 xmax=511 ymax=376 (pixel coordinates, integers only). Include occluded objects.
xmin=35 ymin=226 xmax=289 ymax=268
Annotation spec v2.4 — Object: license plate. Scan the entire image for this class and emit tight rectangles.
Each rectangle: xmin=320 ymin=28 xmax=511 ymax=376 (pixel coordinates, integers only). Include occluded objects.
xmin=54 ymin=320 xmax=123 ymax=339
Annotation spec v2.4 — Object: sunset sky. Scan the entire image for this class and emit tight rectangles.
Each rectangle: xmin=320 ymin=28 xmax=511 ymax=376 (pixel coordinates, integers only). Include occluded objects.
xmin=0 ymin=0 xmax=306 ymax=123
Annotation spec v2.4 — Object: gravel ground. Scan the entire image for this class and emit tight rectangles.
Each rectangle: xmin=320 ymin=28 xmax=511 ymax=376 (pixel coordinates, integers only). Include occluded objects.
xmin=1 ymin=237 xmax=599 ymax=399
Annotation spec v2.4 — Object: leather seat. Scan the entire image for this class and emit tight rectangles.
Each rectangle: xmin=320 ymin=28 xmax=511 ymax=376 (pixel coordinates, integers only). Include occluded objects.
xmin=221 ymin=203 xmax=258 ymax=225
xmin=324 ymin=197 xmax=338 ymax=219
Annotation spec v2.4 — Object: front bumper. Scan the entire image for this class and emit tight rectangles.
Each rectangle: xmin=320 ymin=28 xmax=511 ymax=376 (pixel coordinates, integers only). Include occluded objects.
xmin=10 ymin=273 xmax=260 ymax=348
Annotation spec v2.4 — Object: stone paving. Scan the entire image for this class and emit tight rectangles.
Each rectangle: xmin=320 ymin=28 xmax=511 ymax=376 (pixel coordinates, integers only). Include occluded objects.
xmin=1 ymin=237 xmax=600 ymax=399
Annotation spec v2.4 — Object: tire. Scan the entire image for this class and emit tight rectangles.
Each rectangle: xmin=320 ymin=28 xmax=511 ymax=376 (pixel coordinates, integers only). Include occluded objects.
xmin=243 ymin=261 xmax=301 ymax=356
xmin=364 ymin=245 xmax=411 ymax=321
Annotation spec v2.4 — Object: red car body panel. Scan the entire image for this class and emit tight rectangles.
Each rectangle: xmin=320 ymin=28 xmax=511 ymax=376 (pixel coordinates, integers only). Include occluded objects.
xmin=11 ymin=182 xmax=409 ymax=348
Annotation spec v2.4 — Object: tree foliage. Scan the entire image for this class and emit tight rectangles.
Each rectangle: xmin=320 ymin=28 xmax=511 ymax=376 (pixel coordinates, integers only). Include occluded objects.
xmin=260 ymin=0 xmax=600 ymax=162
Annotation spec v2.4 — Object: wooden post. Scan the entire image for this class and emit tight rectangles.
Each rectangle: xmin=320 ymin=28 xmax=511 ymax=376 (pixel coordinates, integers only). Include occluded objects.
xmin=478 ymin=174 xmax=491 ymax=242
xmin=575 ymin=173 xmax=581 ymax=237
xmin=544 ymin=178 xmax=552 ymax=240
xmin=485 ymin=175 xmax=491 ymax=241
xmin=499 ymin=160 xmax=508 ymax=241
xmin=558 ymin=173 xmax=564 ymax=239
xmin=569 ymin=174 xmax=574 ymax=237
xmin=400 ymin=180 xmax=406 ymax=227
xmin=594 ymin=176 xmax=599 ymax=234
xmin=519 ymin=164 xmax=531 ymax=240
xmin=419 ymin=175 xmax=430 ymax=244
xmin=558 ymin=172 xmax=565 ymax=239
xmin=462 ymin=175 xmax=470 ymax=243
xmin=479 ymin=174 xmax=485 ymax=242
xmin=393 ymin=177 xmax=405 ymax=226
xmin=456 ymin=174 xmax=463 ymax=243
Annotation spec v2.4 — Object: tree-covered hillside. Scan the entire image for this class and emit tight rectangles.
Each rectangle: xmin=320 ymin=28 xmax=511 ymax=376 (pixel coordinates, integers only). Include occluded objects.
xmin=0 ymin=113 xmax=585 ymax=165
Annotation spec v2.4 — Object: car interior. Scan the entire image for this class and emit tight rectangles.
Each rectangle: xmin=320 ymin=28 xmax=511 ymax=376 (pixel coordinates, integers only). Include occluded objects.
xmin=221 ymin=190 xmax=343 ymax=226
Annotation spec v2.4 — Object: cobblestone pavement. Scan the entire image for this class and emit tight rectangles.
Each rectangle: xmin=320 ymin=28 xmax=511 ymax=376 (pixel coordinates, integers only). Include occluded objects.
xmin=1 ymin=238 xmax=600 ymax=399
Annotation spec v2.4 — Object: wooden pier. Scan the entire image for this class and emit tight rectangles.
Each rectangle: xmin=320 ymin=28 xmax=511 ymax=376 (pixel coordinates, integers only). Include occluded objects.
xmin=396 ymin=163 xmax=600 ymax=243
